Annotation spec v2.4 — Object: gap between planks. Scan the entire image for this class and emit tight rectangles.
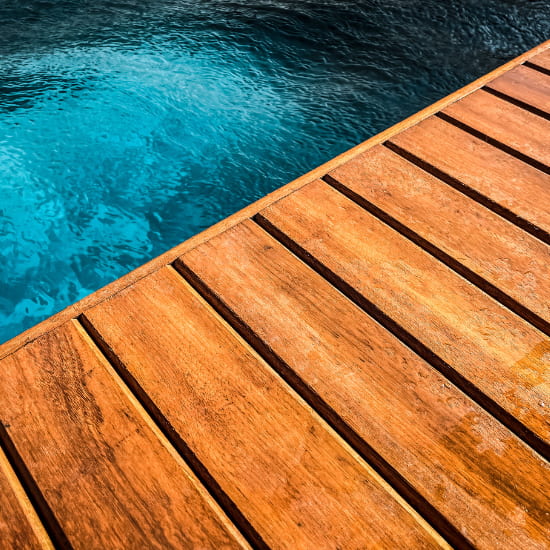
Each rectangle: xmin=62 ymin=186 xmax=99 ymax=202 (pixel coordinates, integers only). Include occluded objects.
xmin=85 ymin=263 xmax=452 ymax=549
xmin=0 ymin=446 xmax=55 ymax=550
xmin=524 ymin=60 xmax=550 ymax=77
xmin=172 ymin=257 xmax=472 ymax=549
xmin=383 ymin=139 xmax=550 ymax=245
xmin=252 ymin=212 xmax=549 ymax=462
xmin=75 ymin=316 xmax=264 ymax=550
xmin=0 ymin=422 xmax=72 ymax=549
xmin=435 ymin=110 xmax=550 ymax=176
xmin=321 ymin=169 xmax=550 ymax=337
xmin=1 ymin=39 xmax=548 ymax=363
xmin=483 ymin=86 xmax=550 ymax=121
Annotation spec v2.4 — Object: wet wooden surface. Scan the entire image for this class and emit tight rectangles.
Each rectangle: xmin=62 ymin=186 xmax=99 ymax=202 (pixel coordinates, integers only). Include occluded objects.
xmin=0 ymin=41 xmax=548 ymax=549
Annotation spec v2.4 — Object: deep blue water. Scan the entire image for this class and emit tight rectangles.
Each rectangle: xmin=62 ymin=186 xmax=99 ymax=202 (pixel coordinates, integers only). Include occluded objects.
xmin=0 ymin=1 xmax=548 ymax=344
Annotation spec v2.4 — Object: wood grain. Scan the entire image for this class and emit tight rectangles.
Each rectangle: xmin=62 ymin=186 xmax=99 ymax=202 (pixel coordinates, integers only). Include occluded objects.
xmin=83 ymin=266 xmax=444 ymax=550
xmin=327 ymin=145 xmax=550 ymax=329
xmin=440 ymin=89 xmax=550 ymax=168
xmin=180 ymin=219 xmax=550 ymax=550
xmin=0 ymin=447 xmax=53 ymax=549
xmin=387 ymin=116 xmax=550 ymax=238
xmin=1 ymin=40 xmax=548 ymax=362
xmin=257 ymin=180 xmax=550 ymax=453
xmin=0 ymin=321 xmax=248 ymax=550
xmin=527 ymin=50 xmax=550 ymax=73
xmin=485 ymin=64 xmax=550 ymax=115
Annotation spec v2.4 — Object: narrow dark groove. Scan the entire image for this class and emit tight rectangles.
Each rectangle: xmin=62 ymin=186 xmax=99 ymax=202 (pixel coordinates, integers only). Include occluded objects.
xmin=384 ymin=141 xmax=550 ymax=244
xmin=384 ymin=141 xmax=550 ymax=245
xmin=0 ymin=424 xmax=72 ymax=549
xmin=436 ymin=111 xmax=550 ymax=176
xmin=171 ymin=257 xmax=474 ymax=550
xmin=323 ymin=171 xmax=550 ymax=337
xmin=77 ymin=315 xmax=270 ymax=550
xmin=253 ymin=212 xmax=550 ymax=462
xmin=326 ymin=170 xmax=550 ymax=336
xmin=482 ymin=86 xmax=550 ymax=121
xmin=524 ymin=60 xmax=550 ymax=77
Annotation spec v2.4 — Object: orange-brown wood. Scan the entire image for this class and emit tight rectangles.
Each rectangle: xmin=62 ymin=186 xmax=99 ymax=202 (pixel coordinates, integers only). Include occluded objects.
xmin=1 ymin=40 xmax=548 ymax=363
xmin=527 ymin=50 xmax=550 ymax=73
xmin=388 ymin=116 xmax=550 ymax=237
xmin=441 ymin=89 xmax=550 ymax=168
xmin=180 ymin=219 xmax=550 ymax=550
xmin=327 ymin=145 xmax=550 ymax=330
xmin=0 ymin=448 xmax=52 ymax=549
xmin=83 ymin=266 xmax=443 ymax=550
xmin=258 ymin=180 xmax=550 ymax=453
xmin=485 ymin=64 xmax=550 ymax=115
xmin=0 ymin=40 xmax=548 ymax=549
xmin=0 ymin=321 xmax=248 ymax=550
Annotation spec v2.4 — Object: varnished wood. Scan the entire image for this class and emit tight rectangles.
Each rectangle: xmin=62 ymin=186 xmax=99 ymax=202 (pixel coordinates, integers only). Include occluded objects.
xmin=1 ymin=39 xmax=548 ymax=362
xmin=83 ymin=267 xmax=444 ymax=550
xmin=180 ymin=219 xmax=550 ymax=550
xmin=0 ymin=321 xmax=248 ymax=550
xmin=440 ymin=89 xmax=550 ymax=169
xmin=388 ymin=116 xmax=550 ymax=238
xmin=527 ymin=50 xmax=550 ymax=74
xmin=0 ymin=40 xmax=548 ymax=549
xmin=485 ymin=64 xmax=550 ymax=115
xmin=0 ymin=447 xmax=53 ymax=549
xmin=327 ymin=144 xmax=550 ymax=330
xmin=258 ymin=180 xmax=550 ymax=454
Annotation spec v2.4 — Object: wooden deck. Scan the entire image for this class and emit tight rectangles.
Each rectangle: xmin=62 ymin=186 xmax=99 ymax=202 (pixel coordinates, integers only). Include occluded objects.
xmin=0 ymin=41 xmax=549 ymax=550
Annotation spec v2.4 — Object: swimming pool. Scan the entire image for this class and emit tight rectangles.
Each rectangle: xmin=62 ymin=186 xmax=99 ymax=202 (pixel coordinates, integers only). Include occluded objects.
xmin=0 ymin=1 xmax=548 ymax=344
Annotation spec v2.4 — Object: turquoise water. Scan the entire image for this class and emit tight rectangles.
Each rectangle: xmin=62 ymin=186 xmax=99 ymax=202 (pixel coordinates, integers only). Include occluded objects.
xmin=0 ymin=1 xmax=548 ymax=344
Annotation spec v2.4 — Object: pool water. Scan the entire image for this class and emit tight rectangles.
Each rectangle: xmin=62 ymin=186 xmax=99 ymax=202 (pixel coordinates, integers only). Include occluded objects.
xmin=0 ymin=1 xmax=548 ymax=344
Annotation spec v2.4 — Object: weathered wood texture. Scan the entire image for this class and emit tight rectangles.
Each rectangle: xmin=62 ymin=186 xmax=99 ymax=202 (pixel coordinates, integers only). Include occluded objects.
xmin=82 ymin=267 xmax=442 ymax=550
xmin=180 ymin=220 xmax=550 ymax=550
xmin=485 ymin=64 xmax=550 ymax=115
xmin=327 ymin=145 xmax=550 ymax=331
xmin=388 ymin=116 xmax=550 ymax=239
xmin=0 ymin=321 xmax=248 ymax=550
xmin=440 ymin=89 xmax=550 ymax=168
xmin=0 ymin=41 xmax=548 ymax=549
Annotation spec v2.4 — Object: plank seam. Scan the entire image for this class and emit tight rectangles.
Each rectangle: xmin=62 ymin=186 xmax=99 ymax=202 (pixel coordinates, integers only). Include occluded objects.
xmin=323 ymin=171 xmax=550 ymax=337
xmin=171 ymin=256 xmax=473 ymax=550
xmin=1 ymin=40 xmax=549 ymax=361
xmin=252 ymin=211 xmax=550 ymax=461
xmin=524 ymin=60 xmax=550 ymax=77
xmin=0 ymin=447 xmax=55 ymax=549
xmin=0 ymin=423 xmax=73 ymax=549
xmin=435 ymin=111 xmax=550 ymax=175
xmin=76 ymin=314 xmax=270 ymax=550
xmin=482 ymin=86 xmax=550 ymax=121
xmin=383 ymin=139 xmax=550 ymax=245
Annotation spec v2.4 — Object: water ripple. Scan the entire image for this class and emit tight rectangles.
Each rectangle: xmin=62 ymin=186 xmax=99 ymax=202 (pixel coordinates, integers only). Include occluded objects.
xmin=0 ymin=0 xmax=548 ymax=342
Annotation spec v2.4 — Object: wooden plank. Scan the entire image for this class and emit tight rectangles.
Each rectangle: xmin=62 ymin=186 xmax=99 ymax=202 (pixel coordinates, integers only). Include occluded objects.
xmin=0 ymin=447 xmax=53 ymax=549
xmin=257 ymin=180 xmax=550 ymax=454
xmin=327 ymin=145 xmax=550 ymax=331
xmin=440 ymin=89 xmax=550 ymax=168
xmin=387 ymin=116 xmax=550 ymax=238
xmin=83 ymin=266 xmax=445 ymax=550
xmin=180 ymin=220 xmax=550 ymax=550
xmin=2 ymin=39 xmax=549 ymax=363
xmin=485 ymin=64 xmax=550 ymax=115
xmin=527 ymin=50 xmax=550 ymax=73
xmin=0 ymin=321 xmax=249 ymax=550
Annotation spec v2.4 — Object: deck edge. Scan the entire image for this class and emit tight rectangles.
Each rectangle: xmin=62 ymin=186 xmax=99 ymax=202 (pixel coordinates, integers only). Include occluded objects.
xmin=1 ymin=38 xmax=549 ymax=361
